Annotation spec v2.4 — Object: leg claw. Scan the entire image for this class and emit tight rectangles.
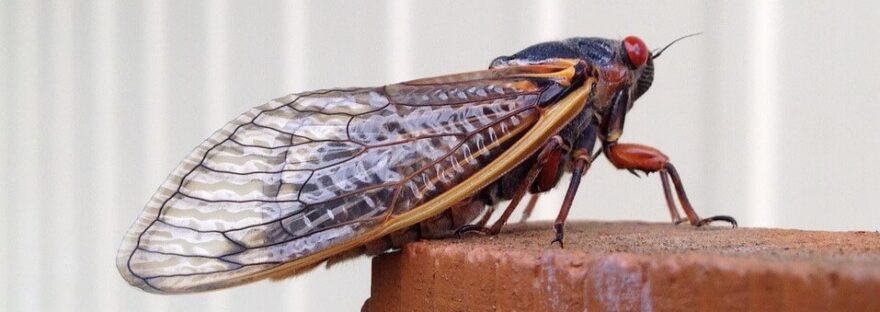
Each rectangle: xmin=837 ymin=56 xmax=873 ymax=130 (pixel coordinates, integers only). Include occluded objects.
xmin=627 ymin=169 xmax=642 ymax=178
xmin=550 ymin=236 xmax=565 ymax=248
xmin=696 ymin=215 xmax=738 ymax=228
xmin=550 ymin=224 xmax=565 ymax=248
xmin=455 ymin=225 xmax=490 ymax=238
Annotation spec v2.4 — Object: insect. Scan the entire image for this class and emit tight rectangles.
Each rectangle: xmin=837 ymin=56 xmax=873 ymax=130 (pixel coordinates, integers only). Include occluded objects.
xmin=117 ymin=34 xmax=736 ymax=293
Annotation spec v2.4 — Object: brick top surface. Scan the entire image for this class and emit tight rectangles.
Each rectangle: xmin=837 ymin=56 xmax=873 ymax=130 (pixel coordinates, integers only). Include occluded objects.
xmin=434 ymin=221 xmax=880 ymax=268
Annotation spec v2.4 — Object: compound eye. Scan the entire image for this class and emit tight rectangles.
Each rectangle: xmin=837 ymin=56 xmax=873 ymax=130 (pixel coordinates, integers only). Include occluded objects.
xmin=622 ymin=36 xmax=649 ymax=69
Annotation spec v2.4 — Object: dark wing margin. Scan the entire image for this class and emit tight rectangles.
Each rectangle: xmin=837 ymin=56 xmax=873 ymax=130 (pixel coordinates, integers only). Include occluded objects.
xmin=116 ymin=60 xmax=587 ymax=293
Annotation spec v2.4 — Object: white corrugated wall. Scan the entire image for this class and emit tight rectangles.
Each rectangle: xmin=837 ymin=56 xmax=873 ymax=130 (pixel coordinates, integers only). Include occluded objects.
xmin=2 ymin=1 xmax=879 ymax=311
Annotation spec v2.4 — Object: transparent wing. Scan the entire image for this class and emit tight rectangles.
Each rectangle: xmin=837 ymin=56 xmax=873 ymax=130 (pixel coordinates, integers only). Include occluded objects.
xmin=117 ymin=66 xmax=570 ymax=293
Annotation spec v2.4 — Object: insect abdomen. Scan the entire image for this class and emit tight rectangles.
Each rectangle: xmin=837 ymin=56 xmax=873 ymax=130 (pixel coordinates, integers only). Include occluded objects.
xmin=363 ymin=200 xmax=487 ymax=255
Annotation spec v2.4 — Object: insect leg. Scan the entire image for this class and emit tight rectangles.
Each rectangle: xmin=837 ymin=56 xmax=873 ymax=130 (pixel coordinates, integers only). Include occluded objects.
xmin=664 ymin=163 xmax=737 ymax=227
xmin=660 ymin=170 xmax=686 ymax=224
xmin=551 ymin=121 xmax=598 ymax=247
xmin=456 ymin=136 xmax=564 ymax=236
xmin=487 ymin=136 xmax=565 ymax=234
xmin=518 ymin=194 xmax=541 ymax=223
xmin=550 ymin=153 xmax=589 ymax=247
xmin=604 ymin=143 xmax=737 ymax=228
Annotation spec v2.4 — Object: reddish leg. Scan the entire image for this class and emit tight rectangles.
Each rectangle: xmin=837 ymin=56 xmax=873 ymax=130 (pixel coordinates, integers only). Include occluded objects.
xmin=550 ymin=149 xmax=593 ymax=247
xmin=660 ymin=170 xmax=686 ymax=224
xmin=457 ymin=136 xmax=563 ymax=236
xmin=605 ymin=143 xmax=737 ymax=227
xmin=521 ymin=139 xmax=564 ymax=223
xmin=549 ymin=121 xmax=598 ymax=247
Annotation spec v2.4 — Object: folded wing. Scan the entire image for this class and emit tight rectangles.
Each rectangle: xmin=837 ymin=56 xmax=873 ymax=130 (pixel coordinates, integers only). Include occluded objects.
xmin=117 ymin=67 xmax=568 ymax=293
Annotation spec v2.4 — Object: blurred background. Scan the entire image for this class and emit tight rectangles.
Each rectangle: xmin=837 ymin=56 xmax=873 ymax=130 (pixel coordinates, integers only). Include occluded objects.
xmin=2 ymin=0 xmax=879 ymax=311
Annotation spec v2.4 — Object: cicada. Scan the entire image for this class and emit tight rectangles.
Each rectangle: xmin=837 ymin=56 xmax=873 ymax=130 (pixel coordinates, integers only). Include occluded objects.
xmin=118 ymin=35 xmax=736 ymax=293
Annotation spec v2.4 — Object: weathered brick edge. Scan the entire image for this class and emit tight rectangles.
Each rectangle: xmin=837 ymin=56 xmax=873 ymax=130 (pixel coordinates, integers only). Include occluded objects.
xmin=363 ymin=225 xmax=880 ymax=312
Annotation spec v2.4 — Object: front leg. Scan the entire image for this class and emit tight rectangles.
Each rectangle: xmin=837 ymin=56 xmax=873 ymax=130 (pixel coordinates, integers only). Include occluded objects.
xmin=604 ymin=143 xmax=737 ymax=227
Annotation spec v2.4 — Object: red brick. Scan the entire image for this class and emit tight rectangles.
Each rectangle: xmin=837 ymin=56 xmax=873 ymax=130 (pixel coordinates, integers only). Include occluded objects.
xmin=362 ymin=221 xmax=880 ymax=312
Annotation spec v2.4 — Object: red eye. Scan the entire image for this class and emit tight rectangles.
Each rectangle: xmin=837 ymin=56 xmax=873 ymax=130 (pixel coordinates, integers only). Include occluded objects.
xmin=622 ymin=36 xmax=649 ymax=69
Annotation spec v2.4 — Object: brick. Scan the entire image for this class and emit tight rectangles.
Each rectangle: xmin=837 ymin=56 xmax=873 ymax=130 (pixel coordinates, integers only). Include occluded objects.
xmin=362 ymin=221 xmax=880 ymax=312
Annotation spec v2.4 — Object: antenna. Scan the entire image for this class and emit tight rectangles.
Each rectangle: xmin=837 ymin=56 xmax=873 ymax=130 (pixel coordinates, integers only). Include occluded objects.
xmin=652 ymin=32 xmax=702 ymax=59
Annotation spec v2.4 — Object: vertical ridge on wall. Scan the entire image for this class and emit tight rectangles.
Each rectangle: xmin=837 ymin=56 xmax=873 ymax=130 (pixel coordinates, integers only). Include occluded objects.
xmin=0 ymin=0 xmax=10 ymax=309
xmin=46 ymin=1 xmax=78 ymax=311
xmin=387 ymin=0 xmax=413 ymax=82
xmin=748 ymin=0 xmax=779 ymax=227
xmin=281 ymin=1 xmax=308 ymax=92
xmin=8 ymin=1 xmax=44 ymax=311
xmin=205 ymin=0 xmax=231 ymax=134
xmin=704 ymin=2 xmax=752 ymax=229
xmin=142 ymin=1 xmax=170 ymax=310
xmin=91 ymin=0 xmax=121 ymax=311
xmin=537 ymin=0 xmax=563 ymax=41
